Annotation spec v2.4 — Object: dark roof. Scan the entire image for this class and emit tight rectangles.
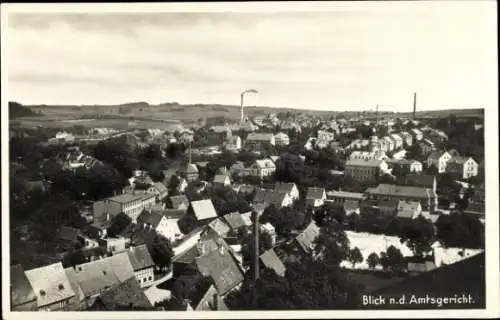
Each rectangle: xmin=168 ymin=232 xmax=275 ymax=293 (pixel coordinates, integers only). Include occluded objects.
xmin=306 ymin=187 xmax=325 ymax=200
xmin=260 ymin=249 xmax=286 ymax=277
xmin=401 ymin=174 xmax=436 ymax=189
xmin=207 ymin=218 xmax=231 ymax=237
xmin=195 ymin=248 xmax=244 ymax=295
xmin=253 ymin=188 xmax=288 ymax=206
xmin=448 ymin=156 xmax=474 ymax=165
xmin=58 ymin=226 xmax=81 ymax=242
xmin=371 ymin=253 xmax=485 ymax=309
xmin=11 ymin=264 xmax=37 ymax=307
xmin=170 ymin=195 xmax=189 ymax=209
xmin=126 ymin=244 xmax=155 ymax=271
xmin=163 ymin=209 xmax=187 ymax=219
xmin=90 ymin=277 xmax=153 ymax=310
xmin=366 ymin=184 xmax=435 ymax=199
xmin=346 ymin=158 xmax=384 ymax=167
xmin=222 ymin=212 xmax=246 ymax=231
xmin=137 ymin=211 xmax=164 ymax=228
xmin=343 ymin=200 xmax=359 ymax=212
xmin=275 ymin=182 xmax=297 ymax=194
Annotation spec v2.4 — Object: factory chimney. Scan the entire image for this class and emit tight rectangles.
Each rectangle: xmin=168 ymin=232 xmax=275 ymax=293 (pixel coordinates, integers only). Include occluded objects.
xmin=252 ymin=211 xmax=260 ymax=281
xmin=413 ymin=92 xmax=417 ymax=120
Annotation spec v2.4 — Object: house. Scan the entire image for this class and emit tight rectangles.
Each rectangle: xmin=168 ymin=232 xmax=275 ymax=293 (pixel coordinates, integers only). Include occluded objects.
xmin=373 ymin=199 xmax=399 ymax=218
xmin=194 ymin=245 xmax=245 ymax=296
xmin=248 ymin=159 xmax=276 ymax=179
xmin=89 ymin=277 xmax=154 ymax=310
xmin=345 ymin=159 xmax=388 ymax=182
xmin=427 ymin=151 xmax=452 ymax=173
xmin=225 ymin=135 xmax=242 ymax=152
xmin=275 ymin=182 xmax=300 ymax=201
xmin=245 ymin=133 xmax=275 ymax=150
xmin=170 ymin=194 xmax=190 ymax=210
xmin=365 ymin=184 xmax=437 ymax=213
xmin=176 ymin=178 xmax=189 ymax=194
xmin=137 ymin=210 xmax=180 ymax=242
xmin=390 ymin=134 xmax=404 ymax=150
xmin=260 ymin=249 xmax=286 ymax=277
xmin=260 ymin=222 xmax=277 ymax=246
xmin=287 ymin=221 xmax=320 ymax=257
xmin=151 ymin=182 xmax=169 ymax=201
xmin=10 ymin=264 xmax=38 ymax=311
xmin=222 ymin=212 xmax=246 ymax=234
xmin=213 ymin=174 xmax=231 ymax=188
xmin=65 ymin=252 xmax=135 ymax=309
xmin=162 ymin=169 xmax=178 ymax=187
xmin=190 ymin=199 xmax=219 ymax=224
xmin=98 ymin=237 xmax=130 ymax=255
xmin=396 ymin=200 xmax=422 ymax=220
xmin=382 ymin=136 xmax=395 ymax=152
xmin=174 ymin=278 xmax=229 ymax=311
xmin=410 ymin=128 xmax=423 ymax=141
xmin=305 ymin=187 xmax=327 ymax=208
xmin=181 ymin=163 xmax=199 ymax=182
xmin=399 ymin=131 xmax=413 ymax=147
xmin=253 ymin=188 xmax=293 ymax=209
xmin=125 ymin=244 xmax=155 ymax=288
xmin=418 ymin=141 xmax=435 ymax=156
xmin=327 ymin=190 xmax=365 ymax=204
xmin=348 ymin=150 xmax=388 ymax=161
xmin=343 ymin=200 xmax=360 ymax=216
xmin=446 ymin=156 xmax=479 ymax=179
xmin=240 ymin=212 xmax=253 ymax=227
xmin=205 ymin=218 xmax=231 ymax=238
xmin=426 ymin=129 xmax=448 ymax=144
xmin=398 ymin=174 xmax=437 ymax=194
xmin=317 ymin=130 xmax=335 ymax=144
xmin=94 ymin=194 xmax=155 ymax=224
xmin=389 ymin=159 xmax=423 ymax=174
xmin=24 ymin=262 xmax=76 ymax=311
xmin=273 ymin=132 xmax=290 ymax=146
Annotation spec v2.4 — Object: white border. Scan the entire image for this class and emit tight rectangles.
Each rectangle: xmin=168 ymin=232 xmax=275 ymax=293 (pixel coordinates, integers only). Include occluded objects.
xmin=1 ymin=2 xmax=499 ymax=319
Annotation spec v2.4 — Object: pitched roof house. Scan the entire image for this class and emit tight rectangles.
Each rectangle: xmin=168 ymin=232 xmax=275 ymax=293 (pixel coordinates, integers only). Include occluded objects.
xmin=293 ymin=221 xmax=321 ymax=254
xmin=275 ymin=182 xmax=300 ymax=200
xmin=170 ymin=195 xmax=190 ymax=210
xmin=396 ymin=200 xmax=422 ymax=220
xmin=253 ymin=188 xmax=293 ymax=209
xmin=190 ymin=199 xmax=219 ymax=223
xmin=24 ymin=262 xmax=76 ymax=311
xmin=222 ymin=212 xmax=246 ymax=233
xmin=89 ymin=277 xmax=154 ymax=310
xmin=260 ymin=249 xmax=286 ymax=277
xmin=11 ymin=264 xmax=37 ymax=311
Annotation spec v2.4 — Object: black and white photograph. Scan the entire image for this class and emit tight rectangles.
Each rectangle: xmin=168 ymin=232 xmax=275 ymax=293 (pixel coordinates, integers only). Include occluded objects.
xmin=2 ymin=1 xmax=499 ymax=319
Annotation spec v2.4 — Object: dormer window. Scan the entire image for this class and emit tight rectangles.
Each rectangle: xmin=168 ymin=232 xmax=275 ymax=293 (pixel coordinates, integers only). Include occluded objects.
xmin=58 ymin=284 xmax=65 ymax=290
xmin=40 ymin=290 xmax=46 ymax=296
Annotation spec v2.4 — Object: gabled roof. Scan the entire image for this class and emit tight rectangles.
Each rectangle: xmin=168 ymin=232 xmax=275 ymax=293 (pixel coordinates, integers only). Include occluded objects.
xmin=190 ymin=199 xmax=218 ymax=221
xmin=137 ymin=211 xmax=165 ymax=228
xmin=11 ymin=264 xmax=37 ymax=307
xmin=91 ymin=277 xmax=153 ymax=310
xmin=207 ymin=218 xmax=231 ymax=237
xmin=366 ymin=184 xmax=435 ymax=199
xmin=170 ymin=195 xmax=189 ymax=209
xmin=343 ymin=200 xmax=360 ymax=212
xmin=192 ymin=283 xmax=229 ymax=311
xmin=25 ymin=262 xmax=75 ymax=308
xmin=401 ymin=174 xmax=436 ymax=189
xmin=295 ymin=221 xmax=320 ymax=253
xmin=195 ymin=247 xmax=244 ymax=295
xmin=306 ymin=187 xmax=325 ymax=200
xmin=327 ymin=190 xmax=365 ymax=200
xmin=246 ymin=133 xmax=274 ymax=141
xmin=253 ymin=159 xmax=276 ymax=169
xmin=260 ymin=249 xmax=286 ymax=277
xmin=185 ymin=163 xmax=199 ymax=174
xmin=213 ymin=174 xmax=230 ymax=184
xmin=275 ymin=182 xmax=297 ymax=195
xmin=253 ymin=188 xmax=288 ymax=207
xmin=152 ymin=182 xmax=168 ymax=194
xmin=346 ymin=158 xmax=384 ymax=167
xmin=163 ymin=209 xmax=187 ymax=219
xmin=240 ymin=212 xmax=253 ymax=226
xmin=396 ymin=200 xmax=421 ymax=219
xmin=448 ymin=156 xmax=476 ymax=165
xmin=58 ymin=226 xmax=81 ymax=242
xmin=222 ymin=212 xmax=246 ymax=231
xmin=107 ymin=194 xmax=144 ymax=204
xmin=126 ymin=244 xmax=155 ymax=271
xmin=427 ymin=150 xmax=449 ymax=161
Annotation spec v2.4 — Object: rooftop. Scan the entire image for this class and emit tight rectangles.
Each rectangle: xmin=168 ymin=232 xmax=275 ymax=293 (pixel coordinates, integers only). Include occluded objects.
xmin=190 ymin=199 xmax=218 ymax=221
xmin=126 ymin=244 xmax=155 ymax=271
xmin=306 ymin=187 xmax=326 ymax=200
xmin=346 ymin=158 xmax=384 ymax=167
xmin=11 ymin=264 xmax=37 ymax=307
xmin=260 ymin=249 xmax=286 ymax=277
xmin=366 ymin=184 xmax=435 ymax=199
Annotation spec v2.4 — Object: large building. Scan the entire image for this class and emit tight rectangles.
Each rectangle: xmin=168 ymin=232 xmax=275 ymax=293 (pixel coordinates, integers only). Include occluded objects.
xmin=245 ymin=133 xmax=276 ymax=150
xmin=248 ymin=159 xmax=276 ymax=179
xmin=427 ymin=151 xmax=452 ymax=173
xmin=365 ymin=184 xmax=437 ymax=213
xmin=446 ymin=156 xmax=479 ymax=179
xmin=273 ymin=132 xmax=290 ymax=146
xmin=93 ymin=193 xmax=156 ymax=224
xmin=345 ymin=159 xmax=388 ymax=182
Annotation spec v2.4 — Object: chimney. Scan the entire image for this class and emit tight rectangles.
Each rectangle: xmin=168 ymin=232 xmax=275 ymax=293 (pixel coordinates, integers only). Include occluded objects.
xmin=413 ymin=92 xmax=417 ymax=120
xmin=252 ymin=211 xmax=260 ymax=281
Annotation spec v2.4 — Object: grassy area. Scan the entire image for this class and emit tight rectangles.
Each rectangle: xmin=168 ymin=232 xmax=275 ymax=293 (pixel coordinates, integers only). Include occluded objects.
xmin=345 ymin=269 xmax=407 ymax=293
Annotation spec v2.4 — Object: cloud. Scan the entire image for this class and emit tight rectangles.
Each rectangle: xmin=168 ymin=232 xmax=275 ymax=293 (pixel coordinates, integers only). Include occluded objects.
xmin=5 ymin=3 xmax=497 ymax=110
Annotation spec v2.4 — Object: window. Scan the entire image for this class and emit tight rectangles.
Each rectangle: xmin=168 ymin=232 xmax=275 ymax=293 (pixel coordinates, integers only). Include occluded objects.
xmin=143 ymin=277 xmax=147 ymax=282
xmin=40 ymin=290 xmax=46 ymax=296
xmin=58 ymin=284 xmax=65 ymax=290
xmin=149 ymin=276 xmax=153 ymax=280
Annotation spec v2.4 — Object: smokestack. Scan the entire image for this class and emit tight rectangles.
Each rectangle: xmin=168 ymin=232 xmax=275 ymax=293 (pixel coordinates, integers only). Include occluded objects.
xmin=413 ymin=92 xmax=417 ymax=120
xmin=252 ymin=211 xmax=260 ymax=281
xmin=240 ymin=93 xmax=245 ymax=126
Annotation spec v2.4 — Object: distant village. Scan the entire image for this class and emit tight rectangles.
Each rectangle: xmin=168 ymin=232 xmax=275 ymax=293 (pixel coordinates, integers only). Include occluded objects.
xmin=9 ymin=101 xmax=486 ymax=311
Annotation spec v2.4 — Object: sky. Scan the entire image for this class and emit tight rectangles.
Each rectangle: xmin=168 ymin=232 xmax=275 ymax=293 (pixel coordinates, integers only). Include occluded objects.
xmin=5 ymin=2 xmax=498 ymax=112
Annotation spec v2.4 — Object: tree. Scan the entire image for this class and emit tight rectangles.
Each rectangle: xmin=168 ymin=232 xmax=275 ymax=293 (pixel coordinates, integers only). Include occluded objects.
xmin=367 ymin=252 xmax=380 ymax=270
xmin=348 ymin=247 xmax=363 ymax=268
xmin=240 ymin=228 xmax=274 ymax=269
xmin=314 ymin=216 xmax=350 ymax=267
xmin=435 ymin=213 xmax=484 ymax=249
xmin=148 ymin=234 xmax=174 ymax=271
xmin=107 ymin=213 xmax=132 ymax=238
xmin=383 ymin=245 xmax=404 ymax=271
xmin=400 ymin=216 xmax=435 ymax=256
